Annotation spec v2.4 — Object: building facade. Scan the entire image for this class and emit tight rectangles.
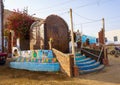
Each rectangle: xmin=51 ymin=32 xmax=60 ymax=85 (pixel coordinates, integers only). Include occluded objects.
xmin=105 ymin=29 xmax=120 ymax=44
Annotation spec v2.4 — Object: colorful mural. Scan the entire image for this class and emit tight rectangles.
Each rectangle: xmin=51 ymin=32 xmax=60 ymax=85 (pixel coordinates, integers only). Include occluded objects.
xmin=10 ymin=50 xmax=60 ymax=72
xmin=16 ymin=50 xmax=57 ymax=63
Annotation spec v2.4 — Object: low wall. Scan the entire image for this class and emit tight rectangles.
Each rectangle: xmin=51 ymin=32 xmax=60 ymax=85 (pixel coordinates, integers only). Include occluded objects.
xmin=10 ymin=49 xmax=60 ymax=72
xmin=52 ymin=48 xmax=74 ymax=77
xmin=10 ymin=62 xmax=60 ymax=72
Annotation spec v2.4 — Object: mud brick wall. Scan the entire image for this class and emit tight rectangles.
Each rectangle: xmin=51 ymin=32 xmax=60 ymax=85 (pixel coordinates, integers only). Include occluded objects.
xmin=52 ymin=48 xmax=74 ymax=77
xmin=98 ymin=28 xmax=105 ymax=44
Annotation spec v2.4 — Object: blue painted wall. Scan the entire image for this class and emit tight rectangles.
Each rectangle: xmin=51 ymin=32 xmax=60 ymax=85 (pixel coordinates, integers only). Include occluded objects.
xmin=81 ymin=35 xmax=96 ymax=44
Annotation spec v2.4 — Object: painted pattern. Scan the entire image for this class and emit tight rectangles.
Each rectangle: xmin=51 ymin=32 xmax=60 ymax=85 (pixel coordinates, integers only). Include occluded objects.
xmin=16 ymin=50 xmax=57 ymax=63
xmin=10 ymin=50 xmax=60 ymax=72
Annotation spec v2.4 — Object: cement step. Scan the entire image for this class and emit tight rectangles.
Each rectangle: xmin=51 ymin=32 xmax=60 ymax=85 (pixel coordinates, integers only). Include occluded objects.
xmin=79 ymin=65 xmax=104 ymax=74
xmin=75 ymin=53 xmax=105 ymax=74
xmin=76 ymin=58 xmax=91 ymax=63
xmin=75 ymin=56 xmax=86 ymax=61
xmin=76 ymin=60 xmax=96 ymax=66
xmin=78 ymin=62 xmax=100 ymax=70
xmin=75 ymin=53 xmax=82 ymax=56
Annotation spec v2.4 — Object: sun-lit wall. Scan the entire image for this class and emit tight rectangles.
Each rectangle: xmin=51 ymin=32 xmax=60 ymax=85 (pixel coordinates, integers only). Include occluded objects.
xmin=105 ymin=29 xmax=120 ymax=44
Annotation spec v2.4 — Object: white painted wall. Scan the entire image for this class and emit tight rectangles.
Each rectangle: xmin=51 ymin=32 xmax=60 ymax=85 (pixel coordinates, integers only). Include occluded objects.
xmin=105 ymin=29 xmax=120 ymax=44
xmin=95 ymin=29 xmax=120 ymax=45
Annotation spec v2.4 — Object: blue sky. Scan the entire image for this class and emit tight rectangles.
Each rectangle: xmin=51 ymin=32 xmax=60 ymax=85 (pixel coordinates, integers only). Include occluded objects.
xmin=4 ymin=0 xmax=120 ymax=36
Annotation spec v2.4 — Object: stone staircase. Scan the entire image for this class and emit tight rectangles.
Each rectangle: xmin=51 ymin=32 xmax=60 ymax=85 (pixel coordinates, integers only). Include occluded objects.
xmin=75 ymin=53 xmax=104 ymax=74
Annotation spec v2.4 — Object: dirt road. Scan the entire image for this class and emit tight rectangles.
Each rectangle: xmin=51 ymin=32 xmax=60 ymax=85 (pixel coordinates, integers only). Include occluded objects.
xmin=0 ymin=55 xmax=120 ymax=85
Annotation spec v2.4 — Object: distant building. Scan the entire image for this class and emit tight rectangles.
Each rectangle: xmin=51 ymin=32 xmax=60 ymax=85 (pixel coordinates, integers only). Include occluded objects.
xmin=105 ymin=29 xmax=120 ymax=44
xmin=81 ymin=35 xmax=96 ymax=44
xmin=75 ymin=31 xmax=97 ymax=44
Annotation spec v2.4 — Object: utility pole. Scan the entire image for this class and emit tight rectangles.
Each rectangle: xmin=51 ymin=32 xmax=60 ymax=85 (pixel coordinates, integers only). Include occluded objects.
xmin=102 ymin=18 xmax=105 ymax=44
xmin=80 ymin=24 xmax=83 ymax=48
xmin=102 ymin=18 xmax=108 ymax=65
xmin=69 ymin=8 xmax=76 ymax=65
xmin=23 ymin=6 xmax=28 ymax=14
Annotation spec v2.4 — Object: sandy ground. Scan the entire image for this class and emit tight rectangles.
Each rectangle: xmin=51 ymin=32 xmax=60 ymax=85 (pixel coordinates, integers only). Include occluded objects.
xmin=0 ymin=54 xmax=120 ymax=85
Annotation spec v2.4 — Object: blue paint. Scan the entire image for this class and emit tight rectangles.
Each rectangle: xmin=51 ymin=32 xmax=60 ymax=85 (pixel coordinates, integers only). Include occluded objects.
xmin=79 ymin=62 xmax=100 ymax=70
xmin=10 ymin=50 xmax=60 ymax=72
xmin=75 ymin=53 xmax=104 ymax=74
xmin=38 ymin=50 xmax=43 ymax=59
xmin=10 ymin=62 xmax=60 ymax=72
xmin=81 ymin=35 xmax=96 ymax=44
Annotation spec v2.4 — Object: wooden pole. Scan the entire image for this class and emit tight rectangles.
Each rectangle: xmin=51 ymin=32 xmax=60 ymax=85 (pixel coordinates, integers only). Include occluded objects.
xmin=70 ymin=9 xmax=79 ymax=76
xmin=102 ymin=18 xmax=105 ymax=44
xmin=102 ymin=18 xmax=108 ymax=65
xmin=70 ymin=8 xmax=76 ymax=65
xmin=80 ymin=24 xmax=83 ymax=49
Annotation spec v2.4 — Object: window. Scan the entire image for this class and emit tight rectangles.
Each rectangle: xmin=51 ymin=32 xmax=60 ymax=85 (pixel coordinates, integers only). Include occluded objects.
xmin=96 ymin=38 xmax=98 ymax=43
xmin=114 ymin=36 xmax=118 ymax=41
xmin=105 ymin=37 xmax=107 ymax=42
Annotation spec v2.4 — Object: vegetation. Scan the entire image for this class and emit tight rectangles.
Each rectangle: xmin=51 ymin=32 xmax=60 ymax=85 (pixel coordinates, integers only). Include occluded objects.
xmin=6 ymin=9 xmax=35 ymax=39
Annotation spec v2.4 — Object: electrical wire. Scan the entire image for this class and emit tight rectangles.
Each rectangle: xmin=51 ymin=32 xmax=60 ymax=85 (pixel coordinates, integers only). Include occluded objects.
xmin=37 ymin=0 xmax=74 ymax=12
xmin=73 ymin=11 xmax=98 ymax=21
xmin=74 ymin=19 xmax=101 ymax=29
xmin=57 ymin=11 xmax=69 ymax=15
xmin=73 ymin=1 xmax=97 ymax=10
xmin=26 ymin=0 xmax=114 ymax=18
xmin=30 ymin=0 xmax=112 ymax=14
xmin=74 ymin=0 xmax=113 ymax=10
xmin=81 ymin=19 xmax=101 ymax=24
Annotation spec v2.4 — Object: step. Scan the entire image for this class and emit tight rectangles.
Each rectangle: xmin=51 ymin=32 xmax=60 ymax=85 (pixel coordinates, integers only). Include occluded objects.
xmin=75 ymin=55 xmax=85 ymax=58
xmin=10 ymin=62 xmax=60 ymax=72
xmin=76 ymin=58 xmax=91 ymax=63
xmin=78 ymin=62 xmax=100 ymax=70
xmin=75 ymin=56 xmax=86 ymax=61
xmin=79 ymin=65 xmax=104 ymax=74
xmin=75 ymin=53 xmax=82 ymax=56
xmin=76 ymin=60 xmax=96 ymax=66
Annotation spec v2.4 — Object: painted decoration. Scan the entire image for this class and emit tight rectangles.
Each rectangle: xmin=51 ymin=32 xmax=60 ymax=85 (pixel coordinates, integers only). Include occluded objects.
xmin=14 ymin=50 xmax=57 ymax=63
